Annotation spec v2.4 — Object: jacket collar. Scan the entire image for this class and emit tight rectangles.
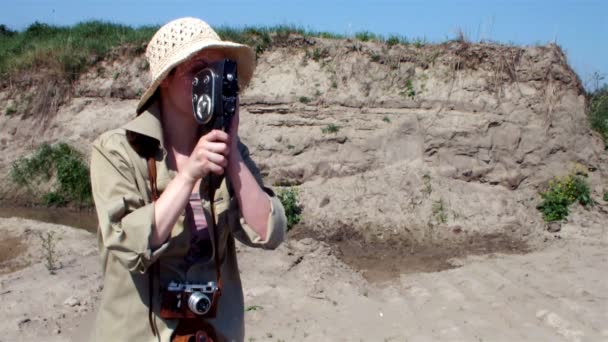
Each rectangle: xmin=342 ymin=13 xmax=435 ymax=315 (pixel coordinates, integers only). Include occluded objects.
xmin=122 ymin=100 xmax=165 ymax=147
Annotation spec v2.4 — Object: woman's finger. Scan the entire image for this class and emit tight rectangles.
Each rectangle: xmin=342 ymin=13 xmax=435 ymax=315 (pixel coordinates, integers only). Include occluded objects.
xmin=207 ymin=162 xmax=224 ymax=175
xmin=205 ymin=151 xmax=228 ymax=167
xmin=202 ymin=129 xmax=229 ymax=143
xmin=202 ymin=141 xmax=229 ymax=156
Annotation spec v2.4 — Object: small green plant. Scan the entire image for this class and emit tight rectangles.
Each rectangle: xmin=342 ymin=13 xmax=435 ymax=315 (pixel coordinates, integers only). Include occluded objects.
xmin=5 ymin=106 xmax=17 ymax=115
xmin=287 ymin=144 xmax=295 ymax=150
xmin=331 ymin=80 xmax=338 ymax=89
xmin=413 ymin=38 xmax=426 ymax=48
xmin=39 ymin=231 xmax=60 ymax=274
xmin=10 ymin=142 xmax=92 ymax=207
xmin=382 ymin=116 xmax=391 ymax=123
xmin=404 ymin=79 xmax=416 ymax=98
xmin=245 ymin=305 xmax=263 ymax=312
xmin=537 ymin=174 xmax=591 ymax=222
xmin=603 ymin=191 xmax=608 ymax=202
xmin=386 ymin=35 xmax=401 ymax=47
xmin=432 ymin=199 xmax=448 ymax=224
xmin=314 ymin=89 xmax=322 ymax=97
xmin=432 ymin=198 xmax=448 ymax=224
xmin=298 ymin=96 xmax=311 ymax=104
xmin=321 ymin=123 xmax=340 ymax=134
xmin=355 ymin=31 xmax=378 ymax=42
xmin=588 ymin=85 xmax=608 ymax=148
xmin=112 ymin=71 xmax=120 ymax=80
xmin=371 ymin=53 xmax=381 ymax=62
xmin=43 ymin=191 xmax=67 ymax=206
xmin=311 ymin=47 xmax=323 ymax=62
xmin=304 ymin=47 xmax=328 ymax=63
xmin=277 ymin=187 xmax=302 ymax=230
xmin=422 ymin=173 xmax=432 ymax=195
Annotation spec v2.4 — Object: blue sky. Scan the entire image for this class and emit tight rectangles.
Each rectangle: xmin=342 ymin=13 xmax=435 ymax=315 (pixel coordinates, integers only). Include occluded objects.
xmin=2 ymin=0 xmax=607 ymax=90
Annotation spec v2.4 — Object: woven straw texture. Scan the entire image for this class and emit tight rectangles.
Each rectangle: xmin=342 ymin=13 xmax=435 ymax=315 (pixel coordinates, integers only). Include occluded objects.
xmin=136 ymin=17 xmax=255 ymax=114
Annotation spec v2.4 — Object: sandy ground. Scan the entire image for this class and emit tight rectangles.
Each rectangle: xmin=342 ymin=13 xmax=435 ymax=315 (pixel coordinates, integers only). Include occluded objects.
xmin=0 ymin=215 xmax=606 ymax=342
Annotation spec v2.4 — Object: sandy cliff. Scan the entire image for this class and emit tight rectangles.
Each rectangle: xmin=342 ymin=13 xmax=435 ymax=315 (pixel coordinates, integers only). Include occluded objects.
xmin=0 ymin=36 xmax=606 ymax=247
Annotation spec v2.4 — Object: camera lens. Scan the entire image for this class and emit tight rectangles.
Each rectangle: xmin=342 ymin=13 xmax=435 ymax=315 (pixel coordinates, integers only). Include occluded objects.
xmin=188 ymin=292 xmax=212 ymax=315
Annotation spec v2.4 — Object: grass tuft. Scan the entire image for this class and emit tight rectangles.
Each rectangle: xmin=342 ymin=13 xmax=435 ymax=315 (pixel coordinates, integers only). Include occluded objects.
xmin=400 ymin=79 xmax=416 ymax=98
xmin=298 ymin=96 xmax=311 ymax=104
xmin=5 ymin=106 xmax=17 ymax=115
xmin=386 ymin=34 xmax=409 ymax=47
xmin=0 ymin=21 xmax=156 ymax=82
xmin=216 ymin=24 xmax=345 ymax=58
xmin=10 ymin=142 xmax=92 ymax=207
xmin=537 ymin=174 xmax=591 ymax=222
xmin=355 ymin=31 xmax=381 ymax=42
xmin=588 ymin=86 xmax=608 ymax=148
xmin=321 ymin=123 xmax=340 ymax=134
xmin=432 ymin=198 xmax=448 ymax=224
xmin=277 ymin=187 xmax=302 ymax=230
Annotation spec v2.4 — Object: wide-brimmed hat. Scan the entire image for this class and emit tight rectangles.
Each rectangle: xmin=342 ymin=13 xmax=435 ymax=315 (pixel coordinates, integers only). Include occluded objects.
xmin=136 ymin=17 xmax=255 ymax=114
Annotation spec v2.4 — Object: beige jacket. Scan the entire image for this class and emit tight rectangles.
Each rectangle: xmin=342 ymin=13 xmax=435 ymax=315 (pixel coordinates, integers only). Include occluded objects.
xmin=89 ymin=105 xmax=286 ymax=342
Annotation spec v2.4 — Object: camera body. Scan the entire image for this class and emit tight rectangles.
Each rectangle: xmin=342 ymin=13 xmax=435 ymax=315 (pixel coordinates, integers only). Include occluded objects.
xmin=191 ymin=59 xmax=239 ymax=192
xmin=192 ymin=59 xmax=239 ymax=132
xmin=160 ymin=281 xmax=220 ymax=319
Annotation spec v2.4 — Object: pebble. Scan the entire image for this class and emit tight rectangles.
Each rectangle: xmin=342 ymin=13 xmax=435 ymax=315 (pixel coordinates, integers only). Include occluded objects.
xmin=547 ymin=222 xmax=561 ymax=233
xmin=63 ymin=296 xmax=80 ymax=307
xmin=17 ymin=318 xmax=31 ymax=328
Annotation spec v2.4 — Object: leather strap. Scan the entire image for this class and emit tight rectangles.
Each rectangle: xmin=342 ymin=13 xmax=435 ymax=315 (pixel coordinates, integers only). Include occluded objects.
xmin=148 ymin=157 xmax=159 ymax=201
xmin=207 ymin=176 xmax=224 ymax=299
xmin=146 ymin=156 xmax=224 ymax=338
xmin=147 ymin=157 xmax=160 ymax=337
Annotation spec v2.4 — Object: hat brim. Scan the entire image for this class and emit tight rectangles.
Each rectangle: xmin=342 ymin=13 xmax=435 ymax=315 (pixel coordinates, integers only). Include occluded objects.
xmin=136 ymin=40 xmax=255 ymax=114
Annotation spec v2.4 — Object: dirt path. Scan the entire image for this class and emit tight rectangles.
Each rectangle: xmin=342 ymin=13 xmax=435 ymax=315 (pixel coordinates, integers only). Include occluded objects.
xmin=240 ymin=238 xmax=607 ymax=342
xmin=239 ymin=214 xmax=608 ymax=342
xmin=0 ymin=217 xmax=606 ymax=342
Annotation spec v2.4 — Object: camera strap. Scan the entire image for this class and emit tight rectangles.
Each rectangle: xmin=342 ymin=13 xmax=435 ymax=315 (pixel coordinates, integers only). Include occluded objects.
xmin=207 ymin=181 xmax=224 ymax=298
xmin=146 ymin=156 xmax=224 ymax=338
xmin=147 ymin=157 xmax=160 ymax=338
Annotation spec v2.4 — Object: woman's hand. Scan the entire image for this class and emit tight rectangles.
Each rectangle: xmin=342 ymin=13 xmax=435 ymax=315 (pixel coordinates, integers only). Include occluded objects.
xmin=180 ymin=129 xmax=230 ymax=183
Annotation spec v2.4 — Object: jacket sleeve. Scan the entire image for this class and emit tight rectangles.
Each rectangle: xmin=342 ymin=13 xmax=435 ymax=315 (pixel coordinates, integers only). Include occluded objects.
xmin=230 ymin=141 xmax=287 ymax=249
xmin=90 ymin=132 xmax=169 ymax=274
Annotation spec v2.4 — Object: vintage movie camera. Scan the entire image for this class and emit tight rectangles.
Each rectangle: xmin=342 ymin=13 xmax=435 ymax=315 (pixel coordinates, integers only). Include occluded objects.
xmin=160 ymin=281 xmax=220 ymax=319
xmin=191 ymin=59 xmax=239 ymax=191
xmin=191 ymin=59 xmax=239 ymax=132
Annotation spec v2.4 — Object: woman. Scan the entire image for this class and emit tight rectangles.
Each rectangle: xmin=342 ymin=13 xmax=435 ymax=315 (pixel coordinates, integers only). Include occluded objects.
xmin=90 ymin=17 xmax=286 ymax=342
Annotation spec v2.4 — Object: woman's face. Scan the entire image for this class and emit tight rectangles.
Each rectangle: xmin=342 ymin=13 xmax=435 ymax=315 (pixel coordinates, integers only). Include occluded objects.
xmin=160 ymin=49 xmax=225 ymax=119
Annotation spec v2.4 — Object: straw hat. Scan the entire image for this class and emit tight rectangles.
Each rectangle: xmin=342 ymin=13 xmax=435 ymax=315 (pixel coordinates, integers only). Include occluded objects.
xmin=136 ymin=17 xmax=256 ymax=114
